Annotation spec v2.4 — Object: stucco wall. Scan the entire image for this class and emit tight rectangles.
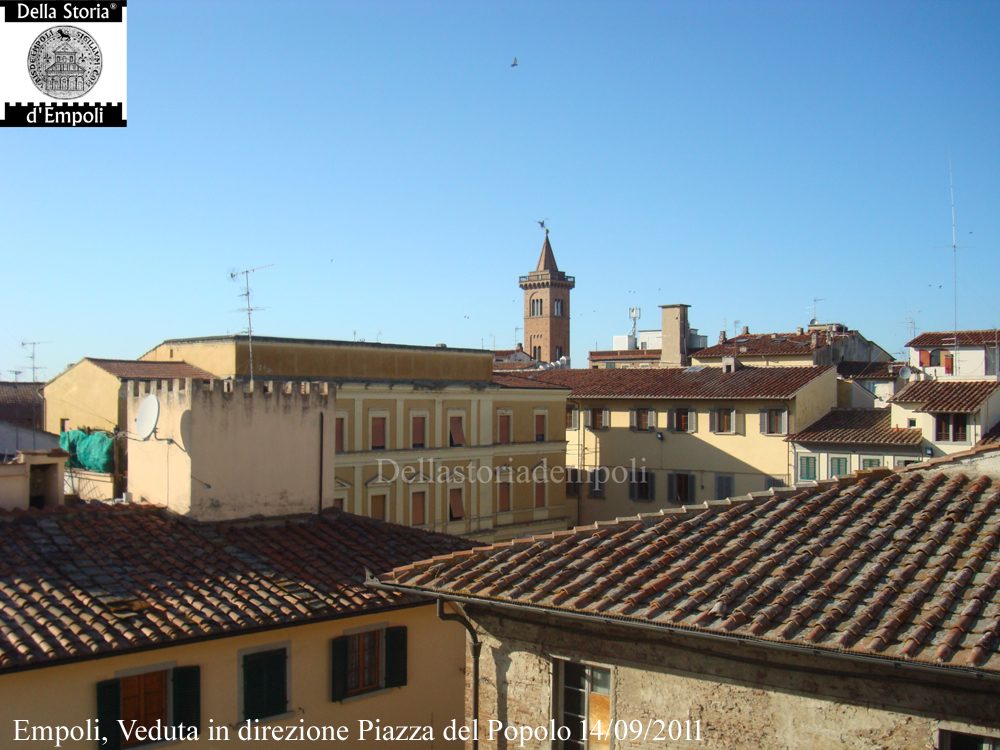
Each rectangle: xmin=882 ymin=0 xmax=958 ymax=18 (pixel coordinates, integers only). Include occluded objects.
xmin=42 ymin=360 xmax=121 ymax=434
xmin=0 ymin=604 xmax=465 ymax=749
xmin=463 ymin=607 xmax=1000 ymax=750
xmin=0 ymin=464 xmax=28 ymax=510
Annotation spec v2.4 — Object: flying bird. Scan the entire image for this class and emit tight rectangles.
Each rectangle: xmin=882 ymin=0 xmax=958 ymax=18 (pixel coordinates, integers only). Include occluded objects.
xmin=511 ymin=57 xmax=518 ymax=68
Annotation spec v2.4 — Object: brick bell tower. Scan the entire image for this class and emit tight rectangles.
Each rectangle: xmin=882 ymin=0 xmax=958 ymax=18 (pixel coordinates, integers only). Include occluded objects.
xmin=519 ymin=229 xmax=575 ymax=362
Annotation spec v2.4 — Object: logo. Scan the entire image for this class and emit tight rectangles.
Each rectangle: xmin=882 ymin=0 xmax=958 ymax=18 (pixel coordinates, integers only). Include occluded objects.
xmin=27 ymin=25 xmax=102 ymax=99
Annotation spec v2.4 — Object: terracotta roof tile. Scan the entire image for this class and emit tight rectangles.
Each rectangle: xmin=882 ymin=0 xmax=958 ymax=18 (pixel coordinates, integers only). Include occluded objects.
xmin=381 ymin=469 xmax=1000 ymax=675
xmin=0 ymin=382 xmax=43 ymax=428
xmin=491 ymin=373 xmax=570 ymax=390
xmin=980 ymin=422 xmax=1000 ymax=447
xmin=890 ymin=380 xmax=999 ymax=413
xmin=0 ymin=505 xmax=472 ymax=671
xmin=788 ymin=409 xmax=923 ymax=447
xmin=907 ymin=330 xmax=1000 ymax=348
xmin=512 ymin=366 xmax=830 ymax=400
xmin=836 ymin=361 xmax=904 ymax=380
xmin=588 ymin=350 xmax=662 ymax=361
xmin=695 ymin=332 xmax=830 ymax=358
xmin=86 ymin=358 xmax=216 ymax=380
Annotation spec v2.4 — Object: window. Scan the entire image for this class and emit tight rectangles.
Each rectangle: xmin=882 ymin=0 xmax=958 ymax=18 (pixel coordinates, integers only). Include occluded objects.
xmin=411 ymin=415 xmax=426 ymax=449
xmin=331 ymin=627 xmax=407 ymax=701
xmin=242 ymin=648 xmax=287 ymax=720
xmin=715 ymin=474 xmax=734 ymax=499
xmin=97 ymin=667 xmax=201 ymax=749
xmin=861 ymin=457 xmax=882 ymax=470
xmin=534 ymin=478 xmax=546 ymax=508
xmin=907 ymin=418 xmax=917 ymax=428
xmin=940 ymin=730 xmax=1000 ymax=750
xmin=532 ymin=345 xmax=542 ymax=361
xmin=830 ymin=456 xmax=849 ymax=477
xmin=589 ymin=467 xmax=606 ymax=498
xmin=498 ymin=412 xmax=512 ymax=444
xmin=59 ymin=418 xmax=69 ymax=433
xmin=410 ymin=491 xmax=426 ymax=525
xmin=335 ymin=416 xmax=346 ymax=453
xmin=555 ymin=346 xmax=564 ymax=359
xmin=799 ymin=455 xmax=817 ymax=481
xmin=629 ymin=469 xmax=654 ymax=501
xmin=631 ymin=409 xmax=655 ymax=431
xmin=535 ymin=413 xmax=547 ymax=442
xmin=935 ymin=413 xmax=968 ymax=442
xmin=760 ymin=408 xmax=787 ymax=435
xmin=672 ymin=408 xmax=696 ymax=432
xmin=448 ymin=487 xmax=464 ymax=521
xmin=943 ymin=352 xmax=954 ymax=375
xmin=371 ymin=416 xmax=387 ymax=451
xmin=556 ymin=661 xmax=611 ymax=750
xmin=370 ymin=493 xmax=387 ymax=521
xmin=565 ymin=406 xmax=578 ymax=430
xmin=554 ymin=299 xmax=564 ymax=317
xmin=667 ymin=473 xmax=695 ymax=504
xmin=530 ymin=298 xmax=543 ymax=316
xmin=566 ymin=468 xmax=581 ymax=498
xmin=497 ymin=480 xmax=511 ymax=512
xmin=449 ymin=415 xmax=466 ymax=447
xmin=587 ymin=408 xmax=609 ymax=430
xmin=764 ymin=476 xmax=785 ymax=490
xmin=711 ymin=408 xmax=735 ymax=434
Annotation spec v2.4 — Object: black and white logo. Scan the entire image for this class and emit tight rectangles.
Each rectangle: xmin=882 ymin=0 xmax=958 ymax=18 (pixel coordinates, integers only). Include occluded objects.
xmin=27 ymin=25 xmax=102 ymax=99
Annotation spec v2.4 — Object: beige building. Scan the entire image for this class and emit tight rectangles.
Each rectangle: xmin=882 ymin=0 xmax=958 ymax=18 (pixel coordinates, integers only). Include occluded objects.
xmin=509 ymin=364 xmax=837 ymax=524
xmin=889 ymin=379 xmax=1000 ymax=456
xmin=127 ymin=338 xmax=574 ymax=538
xmin=0 ymin=504 xmax=472 ymax=750
xmin=377 ymin=450 xmax=1000 ymax=750
xmin=0 ymin=447 xmax=66 ymax=510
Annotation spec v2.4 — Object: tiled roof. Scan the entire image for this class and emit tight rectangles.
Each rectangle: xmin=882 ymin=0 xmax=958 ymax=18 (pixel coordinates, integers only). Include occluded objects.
xmin=890 ymin=380 xmax=999 ymax=414
xmin=788 ymin=409 xmax=923 ymax=447
xmin=588 ymin=349 xmax=662 ymax=361
xmin=492 ymin=362 xmax=539 ymax=371
xmin=381 ymin=469 xmax=1000 ymax=675
xmin=907 ymin=330 xmax=1000 ymax=348
xmin=0 ymin=382 xmax=43 ymax=427
xmin=87 ymin=358 xmax=216 ymax=380
xmin=979 ymin=422 xmax=1000 ymax=447
xmin=513 ymin=366 xmax=830 ymax=400
xmin=536 ymin=235 xmax=559 ymax=272
xmin=694 ymin=332 xmax=831 ymax=359
xmin=0 ymin=505 xmax=472 ymax=672
xmin=836 ymin=361 xmax=904 ymax=380
xmin=492 ymin=373 xmax=570 ymax=390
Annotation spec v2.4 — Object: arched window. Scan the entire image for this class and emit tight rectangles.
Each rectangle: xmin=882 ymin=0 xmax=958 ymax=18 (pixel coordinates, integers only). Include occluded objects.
xmin=554 ymin=299 xmax=563 ymax=317
xmin=530 ymin=298 xmax=543 ymax=317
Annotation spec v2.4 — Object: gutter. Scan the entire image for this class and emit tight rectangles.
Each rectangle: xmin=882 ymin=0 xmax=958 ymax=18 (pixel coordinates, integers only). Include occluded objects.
xmin=435 ymin=599 xmax=481 ymax=750
xmin=368 ymin=581 xmax=1000 ymax=686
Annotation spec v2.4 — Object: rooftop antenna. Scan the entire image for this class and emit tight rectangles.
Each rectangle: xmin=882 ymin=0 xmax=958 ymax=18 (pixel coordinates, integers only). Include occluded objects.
xmin=732 ymin=320 xmax=741 ymax=336
xmin=901 ymin=314 xmax=917 ymax=342
xmin=21 ymin=340 xmax=50 ymax=382
xmin=8 ymin=370 xmax=22 ymax=382
xmin=627 ymin=306 xmax=641 ymax=339
xmin=948 ymin=158 xmax=959 ymax=375
xmin=810 ymin=297 xmax=825 ymax=323
xmin=229 ymin=264 xmax=273 ymax=385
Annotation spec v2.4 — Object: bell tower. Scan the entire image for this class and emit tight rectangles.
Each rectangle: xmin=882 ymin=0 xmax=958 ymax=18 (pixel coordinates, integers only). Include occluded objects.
xmin=519 ymin=229 xmax=575 ymax=362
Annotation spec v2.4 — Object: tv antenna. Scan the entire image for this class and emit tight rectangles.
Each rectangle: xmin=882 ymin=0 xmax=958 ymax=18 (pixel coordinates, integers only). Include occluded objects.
xmin=628 ymin=306 xmax=641 ymax=338
xmin=21 ymin=340 xmax=50 ymax=382
xmin=8 ymin=369 xmax=22 ymax=381
xmin=810 ymin=297 xmax=825 ymax=323
xmin=229 ymin=264 xmax=273 ymax=384
xmin=948 ymin=158 xmax=959 ymax=374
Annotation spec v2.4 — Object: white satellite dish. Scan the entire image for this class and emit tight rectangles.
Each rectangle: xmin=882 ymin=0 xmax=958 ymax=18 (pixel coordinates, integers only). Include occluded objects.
xmin=898 ymin=366 xmax=912 ymax=381
xmin=135 ymin=394 xmax=160 ymax=440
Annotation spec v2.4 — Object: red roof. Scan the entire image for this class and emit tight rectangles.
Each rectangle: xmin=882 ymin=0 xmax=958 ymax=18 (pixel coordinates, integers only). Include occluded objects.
xmin=0 ymin=382 xmax=43 ymax=428
xmin=907 ymin=330 xmax=1000 ymax=348
xmin=890 ymin=380 xmax=999 ymax=414
xmin=694 ymin=332 xmax=830 ymax=358
xmin=0 ymin=505 xmax=471 ymax=671
xmin=588 ymin=349 xmax=662 ymax=361
xmin=381 ymin=469 xmax=1000 ymax=675
xmin=513 ymin=366 xmax=831 ymax=400
xmin=86 ymin=358 xmax=216 ymax=380
xmin=836 ymin=361 xmax=904 ymax=380
xmin=492 ymin=362 xmax=539 ymax=371
xmin=788 ymin=409 xmax=923 ymax=447
xmin=492 ymin=373 xmax=570 ymax=390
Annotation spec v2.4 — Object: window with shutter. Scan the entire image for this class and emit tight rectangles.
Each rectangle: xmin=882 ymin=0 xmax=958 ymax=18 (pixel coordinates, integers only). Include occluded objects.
xmin=566 ymin=468 xmax=580 ymax=498
xmin=371 ymin=494 xmax=386 ymax=520
xmin=565 ymin=406 xmax=578 ymax=430
xmin=631 ymin=469 xmax=653 ymax=501
xmin=243 ymin=648 xmax=287 ymax=720
xmin=675 ymin=408 xmax=690 ymax=432
xmin=332 ymin=628 xmax=407 ymax=701
xmin=448 ymin=488 xmax=464 ymax=521
xmin=98 ymin=666 xmax=201 ymax=750
xmin=335 ymin=417 xmax=345 ymax=453
xmin=498 ymin=481 xmax=511 ymax=512
xmin=715 ymin=408 xmax=734 ymax=433
xmin=371 ymin=416 xmax=387 ymax=450
xmin=918 ymin=350 xmax=931 ymax=367
xmin=762 ymin=408 xmax=786 ymax=435
xmin=120 ymin=671 xmax=168 ymax=746
xmin=411 ymin=491 xmax=425 ymax=525
xmin=449 ymin=415 xmax=465 ymax=447
xmin=411 ymin=415 xmax=426 ymax=449
xmin=535 ymin=413 xmax=546 ymax=442
xmin=798 ymin=455 xmax=817 ymax=481
xmin=715 ymin=474 xmax=734 ymax=499
xmin=534 ymin=479 xmax=546 ymax=508
xmin=498 ymin=413 xmax=511 ymax=444
xmin=830 ymin=456 xmax=849 ymax=477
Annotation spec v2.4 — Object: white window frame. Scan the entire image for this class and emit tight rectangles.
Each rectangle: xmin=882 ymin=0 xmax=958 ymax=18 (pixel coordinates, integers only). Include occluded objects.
xmin=447 ymin=409 xmax=468 ymax=448
xmin=368 ymin=409 xmax=390 ymax=451
xmin=798 ymin=453 xmax=818 ymax=481
xmin=829 ymin=455 xmax=850 ymax=478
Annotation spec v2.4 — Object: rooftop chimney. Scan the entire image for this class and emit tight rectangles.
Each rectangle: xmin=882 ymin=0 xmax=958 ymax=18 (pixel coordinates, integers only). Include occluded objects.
xmin=741 ymin=325 xmax=750 ymax=336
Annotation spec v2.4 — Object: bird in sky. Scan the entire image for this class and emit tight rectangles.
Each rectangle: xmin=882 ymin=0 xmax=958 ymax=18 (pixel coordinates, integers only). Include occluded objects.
xmin=511 ymin=57 xmax=518 ymax=68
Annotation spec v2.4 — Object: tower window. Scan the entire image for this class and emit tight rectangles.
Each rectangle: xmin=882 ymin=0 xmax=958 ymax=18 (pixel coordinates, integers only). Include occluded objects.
xmin=554 ymin=299 xmax=563 ymax=317
xmin=530 ymin=298 xmax=543 ymax=316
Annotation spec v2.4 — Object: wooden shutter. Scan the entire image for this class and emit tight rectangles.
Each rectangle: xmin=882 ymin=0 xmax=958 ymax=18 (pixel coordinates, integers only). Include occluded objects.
xmin=780 ymin=409 xmax=788 ymax=435
xmin=449 ymin=488 xmax=464 ymax=520
xmin=372 ymin=416 xmax=386 ymax=449
xmin=919 ymin=349 xmax=931 ymax=366
xmin=172 ymin=666 xmax=200 ymax=731
xmin=628 ymin=472 xmax=637 ymax=500
xmin=583 ymin=409 xmax=592 ymax=428
xmin=759 ymin=409 xmax=768 ymax=434
xmin=535 ymin=413 xmax=546 ymax=441
xmin=498 ymin=414 xmax=510 ymax=444
xmin=668 ymin=409 xmax=676 ymax=431
xmin=602 ymin=409 xmax=610 ymax=429
xmin=534 ymin=481 xmax=546 ymax=508
xmin=330 ymin=637 xmax=348 ymax=701
xmin=372 ymin=494 xmax=386 ymax=520
xmin=689 ymin=409 xmax=698 ymax=432
xmin=667 ymin=473 xmax=676 ymax=503
xmin=449 ymin=416 xmax=465 ymax=447
xmin=411 ymin=491 xmax=425 ymax=525
xmin=498 ymin=482 xmax=510 ymax=512
xmin=649 ymin=410 xmax=657 ymax=431
xmin=709 ymin=410 xmax=717 ymax=433
xmin=243 ymin=649 xmax=287 ymax=720
xmin=687 ymin=473 xmax=697 ymax=502
xmin=97 ymin=679 xmax=122 ymax=750
xmin=736 ymin=410 xmax=745 ymax=435
xmin=629 ymin=410 xmax=637 ymax=429
xmin=647 ymin=471 xmax=656 ymax=500
xmin=412 ymin=416 xmax=425 ymax=448
xmin=335 ymin=417 xmax=345 ymax=453
xmin=385 ymin=627 xmax=408 ymax=688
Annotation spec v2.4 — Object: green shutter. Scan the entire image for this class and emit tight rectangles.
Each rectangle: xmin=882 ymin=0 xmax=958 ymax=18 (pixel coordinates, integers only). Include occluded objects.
xmin=243 ymin=649 xmax=287 ymax=720
xmin=96 ymin=679 xmax=121 ymax=750
xmin=384 ymin=627 xmax=408 ymax=688
xmin=172 ymin=666 xmax=201 ymax=731
xmin=330 ymin=637 xmax=349 ymax=701
xmin=667 ymin=473 xmax=676 ymax=503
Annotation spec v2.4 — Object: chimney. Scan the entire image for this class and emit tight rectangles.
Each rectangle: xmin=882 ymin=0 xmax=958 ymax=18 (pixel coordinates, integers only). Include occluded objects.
xmin=515 ymin=343 xmax=523 ymax=352
xmin=740 ymin=325 xmax=750 ymax=336
xmin=718 ymin=330 xmax=727 ymax=345
xmin=659 ymin=304 xmax=691 ymax=367
xmin=810 ymin=332 xmax=818 ymax=348
xmin=796 ymin=326 xmax=804 ymax=335
xmin=721 ymin=355 xmax=739 ymax=374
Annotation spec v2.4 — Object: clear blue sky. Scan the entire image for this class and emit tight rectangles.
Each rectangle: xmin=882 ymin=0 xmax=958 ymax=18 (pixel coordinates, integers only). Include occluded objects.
xmin=4 ymin=0 xmax=999 ymax=379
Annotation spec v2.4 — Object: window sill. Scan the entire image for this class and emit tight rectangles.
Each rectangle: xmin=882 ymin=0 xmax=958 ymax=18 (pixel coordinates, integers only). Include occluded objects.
xmin=239 ymin=710 xmax=295 ymax=726
xmin=339 ymin=686 xmax=399 ymax=704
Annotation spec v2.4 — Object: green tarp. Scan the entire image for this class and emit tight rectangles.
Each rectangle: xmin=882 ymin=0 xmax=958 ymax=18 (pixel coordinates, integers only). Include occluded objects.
xmin=60 ymin=429 xmax=114 ymax=473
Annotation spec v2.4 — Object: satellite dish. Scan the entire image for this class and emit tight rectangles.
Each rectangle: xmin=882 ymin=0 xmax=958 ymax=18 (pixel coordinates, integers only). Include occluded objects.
xmin=898 ymin=366 xmax=912 ymax=381
xmin=135 ymin=394 xmax=160 ymax=440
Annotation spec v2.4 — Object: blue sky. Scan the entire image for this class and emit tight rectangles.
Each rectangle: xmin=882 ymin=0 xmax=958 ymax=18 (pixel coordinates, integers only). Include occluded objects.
xmin=4 ymin=0 xmax=999 ymax=379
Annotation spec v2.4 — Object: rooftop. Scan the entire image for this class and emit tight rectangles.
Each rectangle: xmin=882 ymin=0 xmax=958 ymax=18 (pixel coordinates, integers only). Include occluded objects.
xmin=84 ymin=358 xmax=216 ymax=381
xmin=907 ymin=330 xmax=1000 ymax=349
xmin=144 ymin=335 xmax=490 ymax=358
xmin=0 ymin=505 xmax=472 ymax=672
xmin=380 ymin=465 xmax=1000 ymax=676
xmin=694 ymin=331 xmax=832 ymax=359
xmin=512 ymin=365 xmax=831 ymax=400
xmin=588 ymin=349 xmax=662 ymax=361
xmin=890 ymin=379 xmax=1000 ymax=414
xmin=836 ymin=361 xmax=906 ymax=381
xmin=788 ymin=408 xmax=923 ymax=447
